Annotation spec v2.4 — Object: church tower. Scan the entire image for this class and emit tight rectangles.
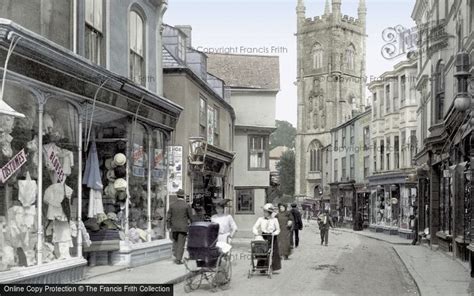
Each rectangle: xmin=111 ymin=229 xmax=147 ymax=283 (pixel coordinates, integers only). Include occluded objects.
xmin=295 ymin=0 xmax=367 ymax=200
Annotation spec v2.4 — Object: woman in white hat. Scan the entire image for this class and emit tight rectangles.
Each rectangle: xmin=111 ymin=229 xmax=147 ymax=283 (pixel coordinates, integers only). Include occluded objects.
xmin=252 ymin=203 xmax=281 ymax=272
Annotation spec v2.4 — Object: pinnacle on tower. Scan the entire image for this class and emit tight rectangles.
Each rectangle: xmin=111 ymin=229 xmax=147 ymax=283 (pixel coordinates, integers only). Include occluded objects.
xmin=332 ymin=0 xmax=341 ymax=18
xmin=324 ymin=0 xmax=330 ymax=15
xmin=358 ymin=0 xmax=367 ymax=18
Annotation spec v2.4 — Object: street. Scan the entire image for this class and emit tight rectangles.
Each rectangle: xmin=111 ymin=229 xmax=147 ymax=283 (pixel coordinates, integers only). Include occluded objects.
xmin=174 ymin=221 xmax=419 ymax=296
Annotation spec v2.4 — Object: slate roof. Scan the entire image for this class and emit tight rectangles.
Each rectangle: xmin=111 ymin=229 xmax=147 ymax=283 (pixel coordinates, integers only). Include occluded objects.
xmin=162 ymin=47 xmax=184 ymax=68
xmin=206 ymin=53 xmax=280 ymax=90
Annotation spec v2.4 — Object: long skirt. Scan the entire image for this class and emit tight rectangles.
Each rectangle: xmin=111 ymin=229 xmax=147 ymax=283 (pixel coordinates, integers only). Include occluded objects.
xmin=278 ymin=226 xmax=292 ymax=257
xmin=257 ymin=233 xmax=281 ymax=271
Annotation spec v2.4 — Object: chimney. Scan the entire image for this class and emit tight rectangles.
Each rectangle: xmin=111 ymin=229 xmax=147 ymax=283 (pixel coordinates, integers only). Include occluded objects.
xmin=175 ymin=25 xmax=192 ymax=47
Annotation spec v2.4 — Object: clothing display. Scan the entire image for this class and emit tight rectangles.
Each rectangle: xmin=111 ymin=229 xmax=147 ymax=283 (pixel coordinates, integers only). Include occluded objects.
xmin=52 ymin=220 xmax=72 ymax=259
xmin=18 ymin=173 xmax=37 ymax=207
xmin=87 ymin=189 xmax=105 ymax=218
xmin=113 ymin=153 xmax=126 ymax=167
xmin=59 ymin=149 xmax=74 ymax=176
xmin=44 ymin=183 xmax=73 ymax=221
xmin=83 ymin=141 xmax=103 ymax=191
xmin=114 ymin=178 xmax=127 ymax=191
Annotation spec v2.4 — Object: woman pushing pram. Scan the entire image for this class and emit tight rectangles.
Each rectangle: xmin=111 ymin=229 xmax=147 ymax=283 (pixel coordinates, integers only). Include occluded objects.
xmin=248 ymin=203 xmax=281 ymax=278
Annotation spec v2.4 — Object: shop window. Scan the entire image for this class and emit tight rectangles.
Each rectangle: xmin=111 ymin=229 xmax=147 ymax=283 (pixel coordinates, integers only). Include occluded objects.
xmin=199 ymin=97 xmax=207 ymax=139
xmin=0 ymin=86 xmax=39 ymax=270
xmin=248 ymin=135 xmax=268 ymax=170
xmin=236 ymin=189 xmax=254 ymax=214
xmin=129 ymin=123 xmax=149 ymax=241
xmin=129 ymin=10 xmax=145 ymax=86
xmin=85 ymin=0 xmax=104 ymax=65
xmin=151 ymin=130 xmax=167 ymax=240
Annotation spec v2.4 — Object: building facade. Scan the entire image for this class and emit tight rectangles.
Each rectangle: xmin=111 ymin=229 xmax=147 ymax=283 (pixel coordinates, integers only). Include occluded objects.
xmin=295 ymin=0 xmax=367 ymax=205
xmin=412 ymin=0 xmax=474 ymax=273
xmin=0 ymin=0 xmax=181 ymax=282
xmin=162 ymin=25 xmax=236 ymax=218
xmin=207 ymin=53 xmax=279 ymax=235
xmin=329 ymin=108 xmax=371 ymax=227
xmin=368 ymin=57 xmax=419 ymax=238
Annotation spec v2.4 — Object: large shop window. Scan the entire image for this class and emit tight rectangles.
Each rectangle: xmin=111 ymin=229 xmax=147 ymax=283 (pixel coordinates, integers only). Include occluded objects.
xmin=151 ymin=130 xmax=167 ymax=240
xmin=249 ymin=136 xmax=268 ymax=170
xmin=236 ymin=189 xmax=254 ymax=214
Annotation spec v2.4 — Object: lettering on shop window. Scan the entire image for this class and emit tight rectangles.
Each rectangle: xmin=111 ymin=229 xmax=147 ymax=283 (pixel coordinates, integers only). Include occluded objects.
xmin=0 ymin=149 xmax=27 ymax=183
xmin=44 ymin=146 xmax=65 ymax=183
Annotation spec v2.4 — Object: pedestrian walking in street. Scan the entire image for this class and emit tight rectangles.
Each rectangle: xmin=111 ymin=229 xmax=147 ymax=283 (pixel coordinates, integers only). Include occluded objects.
xmin=331 ymin=210 xmax=339 ymax=228
xmin=166 ymin=189 xmax=193 ymax=264
xmin=290 ymin=203 xmax=303 ymax=248
xmin=276 ymin=203 xmax=294 ymax=260
xmin=317 ymin=210 xmax=334 ymax=246
xmin=410 ymin=212 xmax=418 ymax=245
xmin=252 ymin=203 xmax=281 ymax=272
xmin=211 ymin=199 xmax=238 ymax=243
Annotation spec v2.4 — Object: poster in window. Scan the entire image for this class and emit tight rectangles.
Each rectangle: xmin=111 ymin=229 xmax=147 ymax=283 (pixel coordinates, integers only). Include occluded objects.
xmin=207 ymin=106 xmax=214 ymax=145
xmin=133 ymin=143 xmax=144 ymax=167
xmin=167 ymin=146 xmax=183 ymax=193
xmin=153 ymin=148 xmax=165 ymax=181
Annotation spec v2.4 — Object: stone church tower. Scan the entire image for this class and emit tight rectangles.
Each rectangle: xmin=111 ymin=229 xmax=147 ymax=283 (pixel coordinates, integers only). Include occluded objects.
xmin=295 ymin=0 xmax=367 ymax=200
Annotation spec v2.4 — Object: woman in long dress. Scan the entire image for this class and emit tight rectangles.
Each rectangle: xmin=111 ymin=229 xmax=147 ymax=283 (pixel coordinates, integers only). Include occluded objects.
xmin=211 ymin=199 xmax=238 ymax=243
xmin=276 ymin=203 xmax=294 ymax=260
xmin=252 ymin=203 xmax=281 ymax=272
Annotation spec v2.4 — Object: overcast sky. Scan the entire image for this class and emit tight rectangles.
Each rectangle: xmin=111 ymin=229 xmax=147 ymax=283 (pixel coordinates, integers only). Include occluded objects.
xmin=164 ymin=0 xmax=416 ymax=126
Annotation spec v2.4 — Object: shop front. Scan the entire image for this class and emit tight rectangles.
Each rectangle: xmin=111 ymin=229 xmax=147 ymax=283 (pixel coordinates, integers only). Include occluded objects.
xmin=329 ymin=181 xmax=355 ymax=228
xmin=0 ymin=21 xmax=181 ymax=282
xmin=368 ymin=172 xmax=417 ymax=239
xmin=355 ymin=186 xmax=370 ymax=230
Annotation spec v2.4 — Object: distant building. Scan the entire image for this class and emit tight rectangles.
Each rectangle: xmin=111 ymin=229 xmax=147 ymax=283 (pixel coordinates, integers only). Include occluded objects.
xmin=295 ymin=0 xmax=367 ymax=206
xmin=367 ymin=57 xmax=418 ymax=238
xmin=207 ymin=53 xmax=279 ymax=236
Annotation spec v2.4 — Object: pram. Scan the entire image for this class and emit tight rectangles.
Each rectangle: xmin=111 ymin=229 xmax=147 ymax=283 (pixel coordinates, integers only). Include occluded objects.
xmin=183 ymin=222 xmax=232 ymax=293
xmin=248 ymin=234 xmax=274 ymax=279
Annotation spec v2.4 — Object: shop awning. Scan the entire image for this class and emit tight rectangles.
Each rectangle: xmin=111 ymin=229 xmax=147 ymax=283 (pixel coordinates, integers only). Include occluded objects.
xmin=0 ymin=19 xmax=183 ymax=131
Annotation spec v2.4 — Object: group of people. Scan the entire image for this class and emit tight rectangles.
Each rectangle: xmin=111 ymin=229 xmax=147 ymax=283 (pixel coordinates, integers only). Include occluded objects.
xmin=251 ymin=202 xmax=304 ymax=272
xmin=166 ymin=190 xmax=307 ymax=270
xmin=166 ymin=189 xmax=238 ymax=264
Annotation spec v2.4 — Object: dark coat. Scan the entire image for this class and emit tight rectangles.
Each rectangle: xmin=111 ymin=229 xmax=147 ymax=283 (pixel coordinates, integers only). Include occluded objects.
xmin=277 ymin=211 xmax=294 ymax=257
xmin=167 ymin=199 xmax=193 ymax=233
xmin=290 ymin=208 xmax=303 ymax=230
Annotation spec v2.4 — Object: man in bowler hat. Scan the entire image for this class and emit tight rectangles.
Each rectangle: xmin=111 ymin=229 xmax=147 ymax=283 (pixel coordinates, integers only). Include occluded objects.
xmin=167 ymin=189 xmax=193 ymax=264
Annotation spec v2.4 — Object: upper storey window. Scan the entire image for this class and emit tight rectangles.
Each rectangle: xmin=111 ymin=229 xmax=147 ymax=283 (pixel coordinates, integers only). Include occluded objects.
xmin=345 ymin=44 xmax=355 ymax=70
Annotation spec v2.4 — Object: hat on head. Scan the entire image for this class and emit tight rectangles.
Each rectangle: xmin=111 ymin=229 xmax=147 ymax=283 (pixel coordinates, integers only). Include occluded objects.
xmin=291 ymin=203 xmax=297 ymax=208
xmin=262 ymin=203 xmax=276 ymax=213
xmin=113 ymin=153 xmax=127 ymax=167
xmin=176 ymin=189 xmax=186 ymax=198
xmin=213 ymin=198 xmax=231 ymax=208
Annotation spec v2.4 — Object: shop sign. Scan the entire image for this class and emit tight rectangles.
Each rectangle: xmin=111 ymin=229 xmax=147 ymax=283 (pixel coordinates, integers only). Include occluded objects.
xmin=167 ymin=146 xmax=183 ymax=193
xmin=0 ymin=149 xmax=27 ymax=183
xmin=44 ymin=146 xmax=65 ymax=183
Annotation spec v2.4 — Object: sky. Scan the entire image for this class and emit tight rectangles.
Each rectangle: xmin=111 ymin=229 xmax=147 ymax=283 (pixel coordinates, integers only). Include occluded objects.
xmin=164 ymin=0 xmax=416 ymax=127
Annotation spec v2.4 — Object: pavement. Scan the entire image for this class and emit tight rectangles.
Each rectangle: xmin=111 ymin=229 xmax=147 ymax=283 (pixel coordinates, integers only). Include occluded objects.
xmin=338 ymin=227 xmax=474 ymax=295
xmin=77 ymin=222 xmax=474 ymax=295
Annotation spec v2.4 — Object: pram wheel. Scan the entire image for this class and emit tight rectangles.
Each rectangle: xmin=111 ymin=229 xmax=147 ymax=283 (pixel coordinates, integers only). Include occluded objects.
xmin=184 ymin=271 xmax=202 ymax=293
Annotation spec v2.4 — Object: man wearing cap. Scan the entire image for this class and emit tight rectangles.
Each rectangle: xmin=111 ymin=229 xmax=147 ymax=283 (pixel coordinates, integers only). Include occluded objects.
xmin=167 ymin=189 xmax=193 ymax=264
xmin=290 ymin=203 xmax=303 ymax=248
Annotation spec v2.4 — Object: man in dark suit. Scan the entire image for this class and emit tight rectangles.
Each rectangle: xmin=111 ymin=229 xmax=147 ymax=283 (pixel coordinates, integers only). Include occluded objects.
xmin=167 ymin=189 xmax=193 ymax=264
xmin=290 ymin=203 xmax=303 ymax=248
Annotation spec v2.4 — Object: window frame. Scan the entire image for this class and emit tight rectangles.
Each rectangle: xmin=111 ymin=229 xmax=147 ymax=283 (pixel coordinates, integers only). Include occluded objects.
xmin=129 ymin=9 xmax=146 ymax=86
xmin=312 ymin=43 xmax=323 ymax=69
xmin=350 ymin=155 xmax=355 ymax=179
xmin=341 ymin=156 xmax=347 ymax=180
xmin=248 ymin=135 xmax=269 ymax=171
xmin=199 ymin=96 xmax=207 ymax=139
xmin=84 ymin=0 xmax=105 ymax=65
xmin=235 ymin=188 xmax=255 ymax=214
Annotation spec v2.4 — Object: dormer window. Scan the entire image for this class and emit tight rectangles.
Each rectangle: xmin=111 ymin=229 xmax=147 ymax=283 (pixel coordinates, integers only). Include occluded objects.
xmin=178 ymin=33 xmax=186 ymax=61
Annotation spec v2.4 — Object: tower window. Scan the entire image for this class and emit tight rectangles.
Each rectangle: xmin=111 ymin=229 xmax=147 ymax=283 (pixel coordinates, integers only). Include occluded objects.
xmin=312 ymin=43 xmax=323 ymax=69
xmin=345 ymin=44 xmax=355 ymax=70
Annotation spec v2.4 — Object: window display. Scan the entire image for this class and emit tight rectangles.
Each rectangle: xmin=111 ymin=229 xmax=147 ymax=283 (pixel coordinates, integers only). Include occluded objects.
xmin=151 ymin=130 xmax=167 ymax=240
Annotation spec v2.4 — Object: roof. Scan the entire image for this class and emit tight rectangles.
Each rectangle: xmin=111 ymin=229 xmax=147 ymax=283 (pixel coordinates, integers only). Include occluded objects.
xmin=162 ymin=47 xmax=184 ymax=68
xmin=206 ymin=53 xmax=280 ymax=90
